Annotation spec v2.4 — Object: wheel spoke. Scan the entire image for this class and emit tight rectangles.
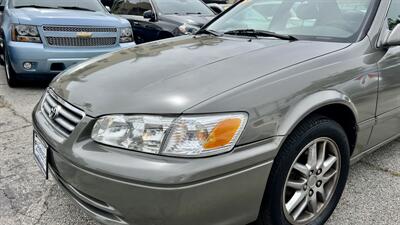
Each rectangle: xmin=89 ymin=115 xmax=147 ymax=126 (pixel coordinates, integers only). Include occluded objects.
xmin=287 ymin=178 xmax=307 ymax=190
xmin=317 ymin=187 xmax=327 ymax=202
xmin=293 ymin=162 xmax=309 ymax=176
xmin=286 ymin=190 xmax=307 ymax=214
xmin=307 ymin=142 xmax=318 ymax=170
xmin=322 ymin=170 xmax=337 ymax=183
xmin=292 ymin=197 xmax=308 ymax=220
xmin=322 ymin=155 xmax=337 ymax=174
xmin=317 ymin=141 xmax=327 ymax=169
xmin=308 ymin=192 xmax=318 ymax=213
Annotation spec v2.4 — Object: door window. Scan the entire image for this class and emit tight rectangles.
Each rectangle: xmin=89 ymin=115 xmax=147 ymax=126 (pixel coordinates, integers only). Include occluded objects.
xmin=112 ymin=0 xmax=152 ymax=16
xmin=387 ymin=0 xmax=400 ymax=30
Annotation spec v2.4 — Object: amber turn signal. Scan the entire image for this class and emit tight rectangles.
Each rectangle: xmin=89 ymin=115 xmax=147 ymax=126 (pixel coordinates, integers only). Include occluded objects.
xmin=203 ymin=118 xmax=242 ymax=150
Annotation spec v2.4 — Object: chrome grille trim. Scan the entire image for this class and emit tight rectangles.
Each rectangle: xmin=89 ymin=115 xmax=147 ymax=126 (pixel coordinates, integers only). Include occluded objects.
xmin=41 ymin=89 xmax=85 ymax=136
xmin=43 ymin=26 xmax=117 ymax=33
xmin=46 ymin=37 xmax=117 ymax=47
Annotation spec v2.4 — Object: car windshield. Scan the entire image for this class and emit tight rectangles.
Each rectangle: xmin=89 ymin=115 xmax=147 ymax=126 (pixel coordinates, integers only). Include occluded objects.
xmin=153 ymin=0 xmax=214 ymax=15
xmin=10 ymin=0 xmax=106 ymax=12
xmin=207 ymin=0 xmax=375 ymax=42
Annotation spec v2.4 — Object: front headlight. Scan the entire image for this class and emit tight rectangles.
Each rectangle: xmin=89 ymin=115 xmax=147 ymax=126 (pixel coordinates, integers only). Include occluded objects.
xmin=12 ymin=25 xmax=41 ymax=43
xmin=91 ymin=113 xmax=248 ymax=157
xmin=178 ymin=23 xmax=200 ymax=35
xmin=120 ymin=27 xmax=134 ymax=43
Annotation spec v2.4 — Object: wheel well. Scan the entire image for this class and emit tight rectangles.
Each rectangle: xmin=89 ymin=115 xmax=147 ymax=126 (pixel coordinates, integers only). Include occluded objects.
xmin=309 ymin=104 xmax=357 ymax=156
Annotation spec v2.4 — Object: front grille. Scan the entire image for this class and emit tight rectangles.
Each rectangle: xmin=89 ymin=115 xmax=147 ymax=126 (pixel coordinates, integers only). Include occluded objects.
xmin=46 ymin=37 xmax=117 ymax=47
xmin=41 ymin=90 xmax=85 ymax=136
xmin=42 ymin=25 xmax=118 ymax=47
xmin=43 ymin=26 xmax=117 ymax=33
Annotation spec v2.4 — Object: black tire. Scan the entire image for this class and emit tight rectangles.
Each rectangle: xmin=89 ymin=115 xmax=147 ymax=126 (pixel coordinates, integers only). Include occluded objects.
xmin=4 ymin=45 xmax=19 ymax=87
xmin=256 ymin=115 xmax=350 ymax=225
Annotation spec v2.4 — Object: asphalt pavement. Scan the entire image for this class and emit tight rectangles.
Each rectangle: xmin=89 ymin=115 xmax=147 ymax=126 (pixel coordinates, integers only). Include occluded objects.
xmin=0 ymin=67 xmax=399 ymax=225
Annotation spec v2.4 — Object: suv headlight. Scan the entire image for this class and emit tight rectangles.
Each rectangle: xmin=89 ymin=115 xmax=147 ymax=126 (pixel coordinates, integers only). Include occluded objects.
xmin=178 ymin=23 xmax=200 ymax=35
xmin=120 ymin=27 xmax=134 ymax=43
xmin=12 ymin=25 xmax=41 ymax=43
xmin=91 ymin=113 xmax=248 ymax=157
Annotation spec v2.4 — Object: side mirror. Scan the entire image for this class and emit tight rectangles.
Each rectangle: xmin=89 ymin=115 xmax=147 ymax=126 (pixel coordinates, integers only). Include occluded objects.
xmin=383 ymin=24 xmax=400 ymax=46
xmin=143 ymin=10 xmax=155 ymax=21
xmin=105 ymin=6 xmax=111 ymax=12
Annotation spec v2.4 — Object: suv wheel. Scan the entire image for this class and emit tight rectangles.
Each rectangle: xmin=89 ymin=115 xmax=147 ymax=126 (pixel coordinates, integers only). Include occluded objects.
xmin=256 ymin=115 xmax=350 ymax=225
xmin=4 ymin=46 xmax=19 ymax=87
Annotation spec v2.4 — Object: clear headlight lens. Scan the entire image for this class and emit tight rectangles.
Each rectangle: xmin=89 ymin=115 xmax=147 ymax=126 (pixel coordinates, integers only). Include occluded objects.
xmin=178 ymin=23 xmax=200 ymax=35
xmin=91 ymin=113 xmax=248 ymax=157
xmin=13 ymin=25 xmax=41 ymax=43
xmin=120 ymin=27 xmax=134 ymax=43
xmin=91 ymin=115 xmax=174 ymax=154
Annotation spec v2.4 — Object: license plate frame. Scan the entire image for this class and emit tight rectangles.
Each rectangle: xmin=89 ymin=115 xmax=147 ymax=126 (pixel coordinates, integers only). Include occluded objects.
xmin=33 ymin=131 xmax=49 ymax=179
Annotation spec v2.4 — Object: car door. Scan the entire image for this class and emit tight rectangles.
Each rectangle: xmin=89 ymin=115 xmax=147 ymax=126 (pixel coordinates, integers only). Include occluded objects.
xmin=369 ymin=0 xmax=400 ymax=147
xmin=112 ymin=0 xmax=160 ymax=44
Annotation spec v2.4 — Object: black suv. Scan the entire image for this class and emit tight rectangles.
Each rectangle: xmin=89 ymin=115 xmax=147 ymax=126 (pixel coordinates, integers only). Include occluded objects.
xmin=111 ymin=0 xmax=215 ymax=44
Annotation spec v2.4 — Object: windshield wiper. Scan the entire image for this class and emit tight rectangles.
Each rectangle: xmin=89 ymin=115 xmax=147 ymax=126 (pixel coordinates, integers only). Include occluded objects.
xmin=58 ymin=6 xmax=95 ymax=12
xmin=196 ymin=29 xmax=223 ymax=36
xmin=224 ymin=29 xmax=297 ymax=41
xmin=14 ymin=5 xmax=57 ymax=9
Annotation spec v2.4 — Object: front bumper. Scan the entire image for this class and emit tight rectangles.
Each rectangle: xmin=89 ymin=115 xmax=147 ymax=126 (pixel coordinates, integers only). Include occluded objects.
xmin=32 ymin=102 xmax=280 ymax=225
xmin=7 ymin=41 xmax=135 ymax=76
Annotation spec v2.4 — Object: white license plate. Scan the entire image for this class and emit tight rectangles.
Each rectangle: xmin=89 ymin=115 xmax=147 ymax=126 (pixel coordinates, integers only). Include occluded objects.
xmin=33 ymin=131 xmax=48 ymax=179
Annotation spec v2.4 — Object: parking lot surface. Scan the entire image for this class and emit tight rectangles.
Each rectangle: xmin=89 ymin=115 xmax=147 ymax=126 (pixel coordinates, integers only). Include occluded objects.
xmin=0 ymin=67 xmax=399 ymax=225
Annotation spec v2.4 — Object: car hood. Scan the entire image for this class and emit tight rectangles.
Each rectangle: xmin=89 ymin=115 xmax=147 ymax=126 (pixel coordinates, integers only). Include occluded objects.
xmin=12 ymin=8 xmax=129 ymax=27
xmin=162 ymin=14 xmax=215 ymax=27
xmin=51 ymin=36 xmax=349 ymax=117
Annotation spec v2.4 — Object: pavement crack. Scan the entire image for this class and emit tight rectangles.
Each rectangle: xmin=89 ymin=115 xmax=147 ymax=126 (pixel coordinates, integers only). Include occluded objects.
xmin=33 ymin=201 xmax=48 ymax=225
xmin=0 ymin=174 xmax=17 ymax=180
xmin=1 ymin=188 xmax=13 ymax=204
xmin=361 ymin=161 xmax=400 ymax=177
xmin=0 ymin=95 xmax=32 ymax=125
xmin=0 ymin=124 xmax=32 ymax=134
xmin=32 ymin=184 xmax=57 ymax=225
xmin=0 ymin=188 xmax=19 ymax=216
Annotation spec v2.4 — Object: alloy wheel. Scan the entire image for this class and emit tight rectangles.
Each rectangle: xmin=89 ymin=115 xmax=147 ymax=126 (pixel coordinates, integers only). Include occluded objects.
xmin=283 ymin=137 xmax=341 ymax=225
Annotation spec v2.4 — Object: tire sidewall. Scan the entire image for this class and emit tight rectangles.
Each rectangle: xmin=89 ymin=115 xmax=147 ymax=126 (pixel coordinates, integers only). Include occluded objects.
xmin=262 ymin=118 xmax=350 ymax=225
xmin=4 ymin=44 xmax=18 ymax=86
xmin=4 ymin=45 xmax=10 ymax=80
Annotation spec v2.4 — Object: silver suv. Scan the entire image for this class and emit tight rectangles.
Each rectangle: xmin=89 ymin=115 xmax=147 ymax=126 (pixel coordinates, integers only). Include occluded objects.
xmin=33 ymin=0 xmax=400 ymax=225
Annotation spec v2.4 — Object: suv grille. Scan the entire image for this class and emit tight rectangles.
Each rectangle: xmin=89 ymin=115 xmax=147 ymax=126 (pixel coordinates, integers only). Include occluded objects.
xmin=42 ymin=25 xmax=118 ymax=47
xmin=41 ymin=90 xmax=85 ymax=136
xmin=46 ymin=37 xmax=117 ymax=47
